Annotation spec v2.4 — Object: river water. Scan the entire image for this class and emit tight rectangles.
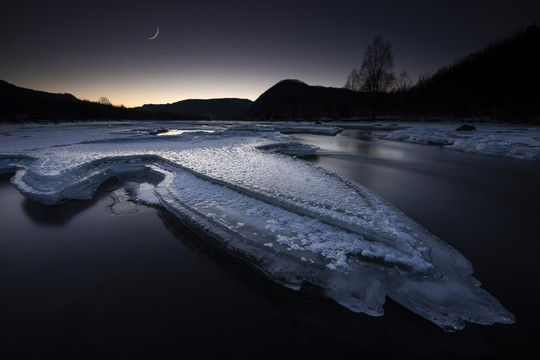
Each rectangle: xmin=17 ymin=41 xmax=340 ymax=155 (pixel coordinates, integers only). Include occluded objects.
xmin=1 ymin=129 xmax=539 ymax=359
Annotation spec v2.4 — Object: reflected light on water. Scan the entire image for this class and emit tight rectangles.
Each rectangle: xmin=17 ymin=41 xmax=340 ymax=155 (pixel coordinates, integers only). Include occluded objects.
xmin=158 ymin=129 xmax=218 ymax=136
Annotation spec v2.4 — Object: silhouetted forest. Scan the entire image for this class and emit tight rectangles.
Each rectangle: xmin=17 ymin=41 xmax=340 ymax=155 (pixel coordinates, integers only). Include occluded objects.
xmin=402 ymin=24 xmax=540 ymax=122
xmin=1 ymin=25 xmax=539 ymax=123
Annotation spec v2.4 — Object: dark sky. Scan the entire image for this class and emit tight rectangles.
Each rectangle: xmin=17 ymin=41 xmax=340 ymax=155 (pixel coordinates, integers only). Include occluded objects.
xmin=2 ymin=0 xmax=539 ymax=107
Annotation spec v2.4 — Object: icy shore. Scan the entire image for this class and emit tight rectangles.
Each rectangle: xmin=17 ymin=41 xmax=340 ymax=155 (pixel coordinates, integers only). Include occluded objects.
xmin=381 ymin=125 xmax=540 ymax=161
xmin=0 ymin=121 xmax=515 ymax=331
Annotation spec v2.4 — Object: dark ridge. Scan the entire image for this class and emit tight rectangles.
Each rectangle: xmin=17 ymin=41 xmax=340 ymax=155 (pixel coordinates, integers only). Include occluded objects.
xmin=0 ymin=80 xmax=206 ymax=122
xmin=141 ymin=98 xmax=253 ymax=120
xmin=404 ymin=24 xmax=540 ymax=122
xmin=244 ymin=79 xmax=376 ymax=120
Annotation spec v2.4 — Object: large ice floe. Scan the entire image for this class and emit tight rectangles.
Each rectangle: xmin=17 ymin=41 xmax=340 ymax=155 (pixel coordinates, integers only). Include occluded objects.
xmin=381 ymin=125 xmax=540 ymax=161
xmin=0 ymin=121 xmax=515 ymax=331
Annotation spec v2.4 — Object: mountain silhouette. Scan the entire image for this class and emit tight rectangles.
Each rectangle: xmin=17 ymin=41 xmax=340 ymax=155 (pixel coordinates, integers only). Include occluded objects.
xmin=244 ymin=79 xmax=377 ymax=120
xmin=1 ymin=80 xmax=79 ymax=120
xmin=0 ymin=80 xmax=206 ymax=122
xmin=141 ymin=98 xmax=252 ymax=120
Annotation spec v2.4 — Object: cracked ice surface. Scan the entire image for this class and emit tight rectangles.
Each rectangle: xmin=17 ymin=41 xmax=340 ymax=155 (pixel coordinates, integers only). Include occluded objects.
xmin=0 ymin=121 xmax=515 ymax=331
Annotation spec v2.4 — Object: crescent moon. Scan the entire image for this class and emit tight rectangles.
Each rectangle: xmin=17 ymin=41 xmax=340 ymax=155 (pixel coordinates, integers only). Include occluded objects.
xmin=147 ymin=26 xmax=159 ymax=40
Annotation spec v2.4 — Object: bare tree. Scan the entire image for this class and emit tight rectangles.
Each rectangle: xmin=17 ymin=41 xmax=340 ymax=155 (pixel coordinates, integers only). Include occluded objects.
xmin=345 ymin=36 xmax=395 ymax=94
xmin=98 ymin=96 xmax=111 ymax=105
xmin=416 ymin=70 xmax=433 ymax=86
xmin=358 ymin=36 xmax=395 ymax=93
xmin=395 ymin=69 xmax=412 ymax=92
xmin=344 ymin=68 xmax=361 ymax=91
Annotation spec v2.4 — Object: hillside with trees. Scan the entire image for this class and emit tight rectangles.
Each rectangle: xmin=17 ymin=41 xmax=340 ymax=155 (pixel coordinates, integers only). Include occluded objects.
xmin=245 ymin=25 xmax=539 ymax=123
xmin=403 ymin=24 xmax=540 ymax=121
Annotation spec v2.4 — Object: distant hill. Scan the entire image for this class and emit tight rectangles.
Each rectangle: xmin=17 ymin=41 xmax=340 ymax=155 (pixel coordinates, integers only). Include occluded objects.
xmin=141 ymin=98 xmax=252 ymax=120
xmin=0 ymin=80 xmax=205 ymax=122
xmin=405 ymin=24 xmax=540 ymax=122
xmin=244 ymin=79 xmax=378 ymax=120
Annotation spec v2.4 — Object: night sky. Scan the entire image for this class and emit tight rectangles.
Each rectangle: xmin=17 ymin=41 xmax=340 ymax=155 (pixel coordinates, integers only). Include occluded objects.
xmin=2 ymin=0 xmax=539 ymax=107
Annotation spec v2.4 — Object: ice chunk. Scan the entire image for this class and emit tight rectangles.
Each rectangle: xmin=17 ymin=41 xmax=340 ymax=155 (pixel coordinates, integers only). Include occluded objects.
xmin=109 ymin=188 xmax=138 ymax=214
xmin=0 ymin=121 xmax=515 ymax=330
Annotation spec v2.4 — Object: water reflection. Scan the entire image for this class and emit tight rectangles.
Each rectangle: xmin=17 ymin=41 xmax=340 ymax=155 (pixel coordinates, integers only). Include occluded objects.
xmin=291 ymin=131 xmax=410 ymax=161
xmin=22 ymin=197 xmax=97 ymax=226
xmin=339 ymin=129 xmax=375 ymax=141
xmin=20 ymin=178 xmax=123 ymax=226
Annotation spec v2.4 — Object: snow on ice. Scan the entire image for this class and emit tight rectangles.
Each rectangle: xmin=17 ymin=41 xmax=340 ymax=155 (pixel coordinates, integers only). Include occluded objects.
xmin=0 ymin=121 xmax=516 ymax=331
xmin=381 ymin=125 xmax=540 ymax=161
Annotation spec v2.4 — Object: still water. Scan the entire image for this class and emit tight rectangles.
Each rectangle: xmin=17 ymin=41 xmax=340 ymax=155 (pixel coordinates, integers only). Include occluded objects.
xmin=1 ymin=130 xmax=539 ymax=359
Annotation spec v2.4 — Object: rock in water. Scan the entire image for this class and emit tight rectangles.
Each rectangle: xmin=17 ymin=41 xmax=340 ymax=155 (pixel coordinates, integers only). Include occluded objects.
xmin=455 ymin=124 xmax=477 ymax=131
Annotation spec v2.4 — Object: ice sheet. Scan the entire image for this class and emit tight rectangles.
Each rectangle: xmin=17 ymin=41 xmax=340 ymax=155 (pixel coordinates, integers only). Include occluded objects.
xmin=381 ymin=126 xmax=540 ymax=161
xmin=0 ymin=121 xmax=515 ymax=331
